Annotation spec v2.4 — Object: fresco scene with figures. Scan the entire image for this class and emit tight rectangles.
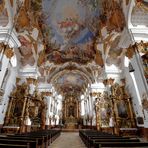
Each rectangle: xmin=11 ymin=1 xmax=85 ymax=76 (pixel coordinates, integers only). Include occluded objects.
xmin=0 ymin=0 xmax=148 ymax=147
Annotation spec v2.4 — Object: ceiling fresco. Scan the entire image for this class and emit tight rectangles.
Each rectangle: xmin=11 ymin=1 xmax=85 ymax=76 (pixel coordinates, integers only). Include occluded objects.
xmin=1 ymin=0 xmax=147 ymax=99
xmin=42 ymin=0 xmax=101 ymax=64
xmin=37 ymin=0 xmax=104 ymax=96
xmin=42 ymin=0 xmax=100 ymax=44
xmin=8 ymin=0 xmax=126 ymax=97
xmin=52 ymin=71 xmax=88 ymax=96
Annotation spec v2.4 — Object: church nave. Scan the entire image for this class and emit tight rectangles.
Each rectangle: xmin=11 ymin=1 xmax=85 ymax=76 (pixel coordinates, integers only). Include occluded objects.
xmin=50 ymin=132 xmax=86 ymax=148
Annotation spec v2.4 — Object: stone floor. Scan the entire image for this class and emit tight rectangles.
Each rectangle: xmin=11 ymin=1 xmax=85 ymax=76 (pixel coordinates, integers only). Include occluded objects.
xmin=50 ymin=132 xmax=86 ymax=148
xmin=50 ymin=132 xmax=148 ymax=148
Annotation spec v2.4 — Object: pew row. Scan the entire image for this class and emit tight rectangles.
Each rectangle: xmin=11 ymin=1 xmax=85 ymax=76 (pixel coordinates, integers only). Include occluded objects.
xmin=0 ymin=129 xmax=61 ymax=148
xmin=79 ymin=130 xmax=148 ymax=148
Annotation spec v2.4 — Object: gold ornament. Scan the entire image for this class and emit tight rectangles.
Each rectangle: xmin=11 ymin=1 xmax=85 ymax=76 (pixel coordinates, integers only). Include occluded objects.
xmin=4 ymin=48 xmax=14 ymax=59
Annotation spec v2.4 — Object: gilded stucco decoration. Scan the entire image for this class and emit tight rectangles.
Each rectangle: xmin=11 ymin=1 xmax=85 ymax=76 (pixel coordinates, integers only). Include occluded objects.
xmin=0 ymin=0 xmax=8 ymax=27
xmin=136 ymin=0 xmax=148 ymax=11
xmin=142 ymin=93 xmax=148 ymax=111
xmin=14 ymin=0 xmax=127 ymax=97
xmin=18 ymin=35 xmax=35 ymax=66
xmin=95 ymin=0 xmax=126 ymax=67
xmin=4 ymin=48 xmax=14 ymax=59
xmin=0 ymin=0 xmax=5 ymax=14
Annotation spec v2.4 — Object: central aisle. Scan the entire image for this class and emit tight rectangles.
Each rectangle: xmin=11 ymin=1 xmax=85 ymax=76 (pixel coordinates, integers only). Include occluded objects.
xmin=50 ymin=132 xmax=86 ymax=148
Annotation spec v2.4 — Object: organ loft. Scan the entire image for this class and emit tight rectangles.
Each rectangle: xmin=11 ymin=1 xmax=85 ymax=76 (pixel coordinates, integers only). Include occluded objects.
xmin=0 ymin=0 xmax=148 ymax=147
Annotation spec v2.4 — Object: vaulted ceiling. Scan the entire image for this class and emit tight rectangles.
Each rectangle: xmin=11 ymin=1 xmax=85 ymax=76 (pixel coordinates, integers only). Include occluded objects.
xmin=1 ymin=0 xmax=147 ymax=99
xmin=14 ymin=0 xmax=131 ymax=97
xmin=27 ymin=0 xmax=105 ymax=97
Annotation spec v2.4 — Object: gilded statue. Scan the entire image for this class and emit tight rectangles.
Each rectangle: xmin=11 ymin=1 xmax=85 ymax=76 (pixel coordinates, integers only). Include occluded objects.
xmin=4 ymin=48 xmax=14 ymax=59
xmin=41 ymin=97 xmax=47 ymax=129
xmin=16 ymin=6 xmax=30 ymax=29
xmin=142 ymin=93 xmax=148 ymax=111
xmin=102 ymin=0 xmax=125 ymax=32
xmin=111 ymin=83 xmax=119 ymax=96
xmin=0 ymin=43 xmax=4 ymax=53
xmin=0 ymin=0 xmax=5 ymax=15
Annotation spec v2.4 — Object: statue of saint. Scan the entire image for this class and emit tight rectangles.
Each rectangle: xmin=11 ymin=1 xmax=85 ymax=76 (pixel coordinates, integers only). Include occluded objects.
xmin=69 ymin=106 xmax=74 ymax=117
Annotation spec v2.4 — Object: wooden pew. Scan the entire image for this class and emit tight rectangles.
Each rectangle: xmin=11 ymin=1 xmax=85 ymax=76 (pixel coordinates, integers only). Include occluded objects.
xmin=19 ymin=129 xmax=61 ymax=146
xmin=93 ymin=142 xmax=148 ymax=148
xmin=9 ymin=129 xmax=61 ymax=148
xmin=0 ymin=143 xmax=29 ymax=148
xmin=0 ymin=129 xmax=61 ymax=148
xmin=0 ymin=138 xmax=35 ymax=148
xmin=89 ymin=138 xmax=140 ymax=148
xmin=8 ymin=135 xmax=45 ymax=148
xmin=0 ymin=136 xmax=40 ymax=148
xmin=79 ymin=130 xmax=148 ymax=148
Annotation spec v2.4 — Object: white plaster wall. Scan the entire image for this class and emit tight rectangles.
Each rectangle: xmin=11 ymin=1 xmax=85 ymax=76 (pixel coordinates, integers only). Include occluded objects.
xmin=124 ymin=67 xmax=144 ymax=127
xmin=131 ymin=55 xmax=148 ymax=127
xmin=0 ymin=55 xmax=9 ymax=87
xmin=123 ymin=54 xmax=148 ymax=127
xmin=0 ymin=67 xmax=18 ymax=124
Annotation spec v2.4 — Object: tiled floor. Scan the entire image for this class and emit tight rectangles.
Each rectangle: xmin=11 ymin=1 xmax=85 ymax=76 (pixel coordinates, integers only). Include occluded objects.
xmin=50 ymin=132 xmax=86 ymax=148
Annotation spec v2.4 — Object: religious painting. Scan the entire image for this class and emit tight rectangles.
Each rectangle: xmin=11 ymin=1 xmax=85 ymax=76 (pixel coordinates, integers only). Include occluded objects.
xmin=13 ymin=100 xmax=23 ymax=117
xmin=100 ymin=107 xmax=110 ymax=127
xmin=100 ymin=108 xmax=107 ymax=120
xmin=38 ymin=0 xmax=102 ymax=65
xmin=42 ymin=0 xmax=100 ymax=43
xmin=68 ymin=105 xmax=75 ymax=117
xmin=117 ymin=100 xmax=128 ymax=118
xmin=55 ymin=72 xmax=87 ymax=95
xmin=18 ymin=35 xmax=35 ymax=66
xmin=46 ymin=44 xmax=96 ymax=64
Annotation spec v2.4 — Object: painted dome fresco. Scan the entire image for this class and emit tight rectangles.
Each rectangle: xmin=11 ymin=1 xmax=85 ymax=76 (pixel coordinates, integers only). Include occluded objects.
xmin=41 ymin=0 xmax=101 ymax=64
xmin=42 ymin=0 xmax=100 ymax=44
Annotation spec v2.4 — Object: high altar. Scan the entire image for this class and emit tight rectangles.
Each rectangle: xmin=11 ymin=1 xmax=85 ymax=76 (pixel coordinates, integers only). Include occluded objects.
xmin=62 ymin=97 xmax=80 ymax=129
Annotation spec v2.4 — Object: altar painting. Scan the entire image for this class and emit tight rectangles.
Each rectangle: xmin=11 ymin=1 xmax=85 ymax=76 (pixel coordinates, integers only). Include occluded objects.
xmin=117 ymin=100 xmax=128 ymax=118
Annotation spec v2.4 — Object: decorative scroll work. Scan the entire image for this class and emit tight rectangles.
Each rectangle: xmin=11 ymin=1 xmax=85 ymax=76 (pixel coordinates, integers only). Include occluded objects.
xmin=95 ymin=91 xmax=112 ymax=129
xmin=62 ymin=96 xmax=80 ymax=129
xmin=95 ymin=80 xmax=136 ymax=135
xmin=142 ymin=93 xmax=148 ymax=111
xmin=4 ymin=82 xmax=47 ymax=133
xmin=4 ymin=83 xmax=29 ymax=130
xmin=101 ymin=0 xmax=125 ymax=32
xmin=0 ymin=0 xmax=9 ymax=27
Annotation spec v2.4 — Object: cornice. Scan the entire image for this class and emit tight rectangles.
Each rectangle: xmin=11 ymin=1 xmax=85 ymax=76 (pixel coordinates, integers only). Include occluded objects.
xmin=0 ymin=28 xmax=21 ymax=48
